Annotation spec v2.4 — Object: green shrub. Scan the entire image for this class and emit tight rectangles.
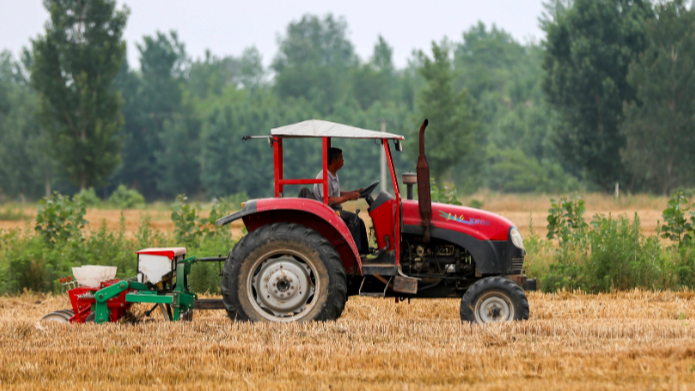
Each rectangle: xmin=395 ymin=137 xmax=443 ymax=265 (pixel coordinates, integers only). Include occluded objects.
xmin=430 ymin=179 xmax=462 ymax=205
xmin=34 ymin=192 xmax=87 ymax=247
xmin=75 ymin=187 xmax=100 ymax=206
xmin=108 ymin=185 xmax=145 ymax=209
xmin=543 ymin=212 xmax=674 ymax=293
xmin=187 ymin=232 xmax=235 ymax=293
xmin=546 ymin=194 xmax=588 ymax=245
xmin=171 ymin=195 xmax=202 ymax=247
xmin=171 ymin=195 xmax=236 ymax=248
xmin=522 ymin=214 xmax=553 ymax=283
xmin=660 ymin=191 xmax=695 ymax=246
xmin=218 ymin=192 xmax=250 ymax=210
xmin=587 ymin=213 xmax=667 ymax=291
xmin=673 ymin=245 xmax=695 ymax=288
xmin=487 ymin=146 xmax=581 ymax=193
xmin=0 ymin=205 xmax=29 ymax=221
xmin=468 ymin=199 xmax=484 ymax=209
xmin=135 ymin=214 xmax=167 ymax=250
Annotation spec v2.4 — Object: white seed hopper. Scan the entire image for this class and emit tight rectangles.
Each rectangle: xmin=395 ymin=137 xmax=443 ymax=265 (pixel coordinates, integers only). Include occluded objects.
xmin=72 ymin=266 xmax=118 ymax=288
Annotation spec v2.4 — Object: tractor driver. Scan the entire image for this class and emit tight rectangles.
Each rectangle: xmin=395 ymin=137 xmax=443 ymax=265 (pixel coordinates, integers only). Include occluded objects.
xmin=314 ymin=147 xmax=369 ymax=254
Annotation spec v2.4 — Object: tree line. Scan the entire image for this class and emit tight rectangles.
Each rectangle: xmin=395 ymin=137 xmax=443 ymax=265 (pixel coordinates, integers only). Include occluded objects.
xmin=1 ymin=0 xmax=694 ymax=202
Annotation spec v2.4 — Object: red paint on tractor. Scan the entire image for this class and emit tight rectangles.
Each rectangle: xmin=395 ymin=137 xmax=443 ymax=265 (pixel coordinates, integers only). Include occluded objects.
xmin=402 ymin=200 xmax=512 ymax=241
xmin=383 ymin=139 xmax=402 ymax=264
xmin=241 ymin=197 xmax=363 ymax=274
xmin=368 ymin=198 xmax=397 ymax=251
xmin=66 ymin=279 xmax=135 ymax=323
xmin=135 ymin=247 xmax=186 ymax=260
xmin=273 ymin=136 xmax=329 ymax=203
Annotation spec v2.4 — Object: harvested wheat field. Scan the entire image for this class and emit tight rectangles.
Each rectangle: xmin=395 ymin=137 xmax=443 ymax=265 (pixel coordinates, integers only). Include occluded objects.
xmin=2 ymin=291 xmax=695 ymax=390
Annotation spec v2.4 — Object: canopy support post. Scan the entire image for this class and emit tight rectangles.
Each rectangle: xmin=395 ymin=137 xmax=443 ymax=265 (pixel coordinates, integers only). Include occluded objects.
xmin=274 ymin=136 xmax=283 ymax=197
xmin=322 ymin=137 xmax=329 ymax=205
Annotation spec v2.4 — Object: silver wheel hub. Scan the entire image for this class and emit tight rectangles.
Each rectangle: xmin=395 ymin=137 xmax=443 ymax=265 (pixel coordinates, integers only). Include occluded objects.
xmin=252 ymin=256 xmax=315 ymax=317
xmin=475 ymin=292 xmax=514 ymax=323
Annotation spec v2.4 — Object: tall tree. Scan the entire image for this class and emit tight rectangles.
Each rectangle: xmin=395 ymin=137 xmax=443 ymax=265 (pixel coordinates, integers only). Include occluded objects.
xmin=31 ymin=0 xmax=128 ymax=190
xmin=621 ymin=0 xmax=695 ymax=195
xmin=542 ymin=0 xmax=653 ymax=190
xmin=352 ymin=36 xmax=397 ymax=110
xmin=272 ymin=14 xmax=356 ymax=114
xmin=188 ymin=46 xmax=266 ymax=100
xmin=407 ymin=41 xmax=478 ymax=185
xmin=454 ymin=22 xmax=526 ymax=100
xmin=115 ymin=31 xmax=186 ymax=198
xmin=0 ymin=50 xmax=52 ymax=200
xmin=156 ymin=112 xmax=201 ymax=197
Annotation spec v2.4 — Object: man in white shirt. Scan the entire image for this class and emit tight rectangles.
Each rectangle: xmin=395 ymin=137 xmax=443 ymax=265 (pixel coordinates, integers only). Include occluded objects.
xmin=313 ymin=148 xmax=369 ymax=254
xmin=313 ymin=148 xmax=361 ymax=206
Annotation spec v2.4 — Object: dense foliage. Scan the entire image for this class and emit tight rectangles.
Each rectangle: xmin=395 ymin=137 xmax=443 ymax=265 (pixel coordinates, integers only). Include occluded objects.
xmin=621 ymin=0 xmax=695 ymax=195
xmin=1 ymin=1 xmax=695 ymax=202
xmin=524 ymin=192 xmax=695 ymax=292
xmin=31 ymin=0 xmax=128 ymax=190
xmin=0 ymin=193 xmax=235 ymax=294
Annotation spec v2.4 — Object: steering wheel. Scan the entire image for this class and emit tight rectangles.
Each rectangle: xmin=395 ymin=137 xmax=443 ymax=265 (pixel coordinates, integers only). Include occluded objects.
xmin=359 ymin=180 xmax=379 ymax=199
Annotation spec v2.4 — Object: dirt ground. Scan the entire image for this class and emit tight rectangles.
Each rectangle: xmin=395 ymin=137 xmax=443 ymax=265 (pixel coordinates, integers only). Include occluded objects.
xmin=0 ymin=193 xmax=669 ymax=241
xmin=2 ymin=290 xmax=694 ymax=390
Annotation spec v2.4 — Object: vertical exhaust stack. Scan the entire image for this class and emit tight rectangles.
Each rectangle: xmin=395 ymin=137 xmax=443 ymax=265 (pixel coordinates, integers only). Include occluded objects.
xmin=416 ymin=119 xmax=432 ymax=243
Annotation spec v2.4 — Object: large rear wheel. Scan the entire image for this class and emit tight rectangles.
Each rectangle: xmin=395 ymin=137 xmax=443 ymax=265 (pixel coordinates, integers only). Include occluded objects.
xmin=460 ymin=277 xmax=529 ymax=324
xmin=221 ymin=223 xmax=347 ymax=322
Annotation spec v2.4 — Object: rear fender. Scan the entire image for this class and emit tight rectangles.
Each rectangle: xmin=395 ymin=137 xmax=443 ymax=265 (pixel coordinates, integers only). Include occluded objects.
xmin=217 ymin=199 xmax=362 ymax=275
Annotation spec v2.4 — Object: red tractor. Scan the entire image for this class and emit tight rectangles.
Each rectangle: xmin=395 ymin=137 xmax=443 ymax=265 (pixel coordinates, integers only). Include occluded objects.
xmin=217 ymin=119 xmax=535 ymax=324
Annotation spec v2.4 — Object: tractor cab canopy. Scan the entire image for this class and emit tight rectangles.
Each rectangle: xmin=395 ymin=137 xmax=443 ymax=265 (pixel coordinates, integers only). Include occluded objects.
xmin=250 ymin=120 xmax=405 ymax=205
xmin=270 ymin=120 xmax=404 ymax=140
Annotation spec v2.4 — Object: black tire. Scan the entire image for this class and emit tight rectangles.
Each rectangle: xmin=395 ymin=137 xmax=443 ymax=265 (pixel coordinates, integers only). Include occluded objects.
xmin=460 ymin=277 xmax=530 ymax=324
xmin=221 ymin=223 xmax=347 ymax=323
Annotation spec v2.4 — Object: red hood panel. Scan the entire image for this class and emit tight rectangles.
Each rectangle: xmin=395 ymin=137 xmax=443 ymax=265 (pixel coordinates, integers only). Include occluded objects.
xmin=401 ymin=200 xmax=513 ymax=241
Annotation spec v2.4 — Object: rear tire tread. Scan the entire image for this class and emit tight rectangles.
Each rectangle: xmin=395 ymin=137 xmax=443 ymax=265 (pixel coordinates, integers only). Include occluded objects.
xmin=221 ymin=223 xmax=347 ymax=322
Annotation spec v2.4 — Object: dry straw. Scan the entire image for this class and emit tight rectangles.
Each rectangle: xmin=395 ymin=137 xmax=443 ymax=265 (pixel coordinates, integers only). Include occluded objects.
xmin=1 ymin=290 xmax=694 ymax=390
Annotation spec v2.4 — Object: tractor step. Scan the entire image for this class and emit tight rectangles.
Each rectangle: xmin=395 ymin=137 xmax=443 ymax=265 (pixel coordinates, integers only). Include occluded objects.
xmin=358 ymin=275 xmax=392 ymax=297
xmin=361 ymin=263 xmax=398 ymax=276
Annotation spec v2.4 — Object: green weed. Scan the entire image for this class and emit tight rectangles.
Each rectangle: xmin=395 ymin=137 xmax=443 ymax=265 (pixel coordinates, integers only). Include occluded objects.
xmin=108 ymin=185 xmax=145 ymax=209
xmin=0 ymin=205 xmax=29 ymax=221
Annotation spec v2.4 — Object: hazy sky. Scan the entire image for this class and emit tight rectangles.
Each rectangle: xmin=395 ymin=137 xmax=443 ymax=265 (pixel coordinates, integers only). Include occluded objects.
xmin=1 ymin=0 xmax=546 ymax=69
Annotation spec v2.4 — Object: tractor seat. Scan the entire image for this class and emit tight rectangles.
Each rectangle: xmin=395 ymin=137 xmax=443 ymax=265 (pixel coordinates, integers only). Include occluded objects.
xmin=297 ymin=187 xmax=317 ymax=200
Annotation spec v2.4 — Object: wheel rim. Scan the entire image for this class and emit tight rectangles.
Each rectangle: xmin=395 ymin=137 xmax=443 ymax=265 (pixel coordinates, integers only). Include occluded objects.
xmin=247 ymin=249 xmax=318 ymax=322
xmin=473 ymin=291 xmax=515 ymax=323
xmin=42 ymin=312 xmax=71 ymax=323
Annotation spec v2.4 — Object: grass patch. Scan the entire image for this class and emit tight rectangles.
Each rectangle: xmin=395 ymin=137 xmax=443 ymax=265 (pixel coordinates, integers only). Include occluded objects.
xmin=0 ymin=205 xmax=29 ymax=221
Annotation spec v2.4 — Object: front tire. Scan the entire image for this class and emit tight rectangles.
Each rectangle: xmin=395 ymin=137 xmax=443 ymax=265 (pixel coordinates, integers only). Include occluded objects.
xmin=221 ymin=223 xmax=347 ymax=322
xmin=460 ymin=277 xmax=530 ymax=324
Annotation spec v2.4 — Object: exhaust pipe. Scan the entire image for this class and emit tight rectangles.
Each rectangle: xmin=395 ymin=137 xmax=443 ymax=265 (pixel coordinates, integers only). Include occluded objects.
xmin=416 ymin=119 xmax=432 ymax=243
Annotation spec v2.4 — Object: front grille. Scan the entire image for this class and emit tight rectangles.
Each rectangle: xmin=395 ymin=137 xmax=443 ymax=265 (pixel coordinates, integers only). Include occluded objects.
xmin=511 ymin=257 xmax=524 ymax=273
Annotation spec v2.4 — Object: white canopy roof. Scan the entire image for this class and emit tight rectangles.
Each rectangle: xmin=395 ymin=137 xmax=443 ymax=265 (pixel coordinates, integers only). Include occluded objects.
xmin=270 ymin=119 xmax=405 ymax=140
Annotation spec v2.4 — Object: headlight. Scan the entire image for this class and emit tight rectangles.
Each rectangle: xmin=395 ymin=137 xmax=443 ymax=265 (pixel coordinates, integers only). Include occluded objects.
xmin=510 ymin=227 xmax=524 ymax=250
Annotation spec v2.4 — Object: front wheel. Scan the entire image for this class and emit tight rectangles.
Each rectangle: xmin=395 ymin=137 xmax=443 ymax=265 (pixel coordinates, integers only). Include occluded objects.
xmin=221 ymin=223 xmax=347 ymax=323
xmin=460 ymin=277 xmax=530 ymax=324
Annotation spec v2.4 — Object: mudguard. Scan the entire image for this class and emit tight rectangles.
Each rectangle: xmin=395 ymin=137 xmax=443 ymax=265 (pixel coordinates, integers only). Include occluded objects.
xmin=216 ymin=198 xmax=362 ymax=274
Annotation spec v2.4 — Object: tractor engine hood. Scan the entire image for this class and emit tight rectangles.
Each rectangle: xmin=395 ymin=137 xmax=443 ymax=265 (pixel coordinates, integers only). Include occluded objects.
xmin=401 ymin=200 xmax=514 ymax=241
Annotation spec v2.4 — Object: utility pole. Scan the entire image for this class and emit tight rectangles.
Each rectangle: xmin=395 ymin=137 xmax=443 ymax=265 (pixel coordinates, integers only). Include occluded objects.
xmin=380 ymin=119 xmax=387 ymax=193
